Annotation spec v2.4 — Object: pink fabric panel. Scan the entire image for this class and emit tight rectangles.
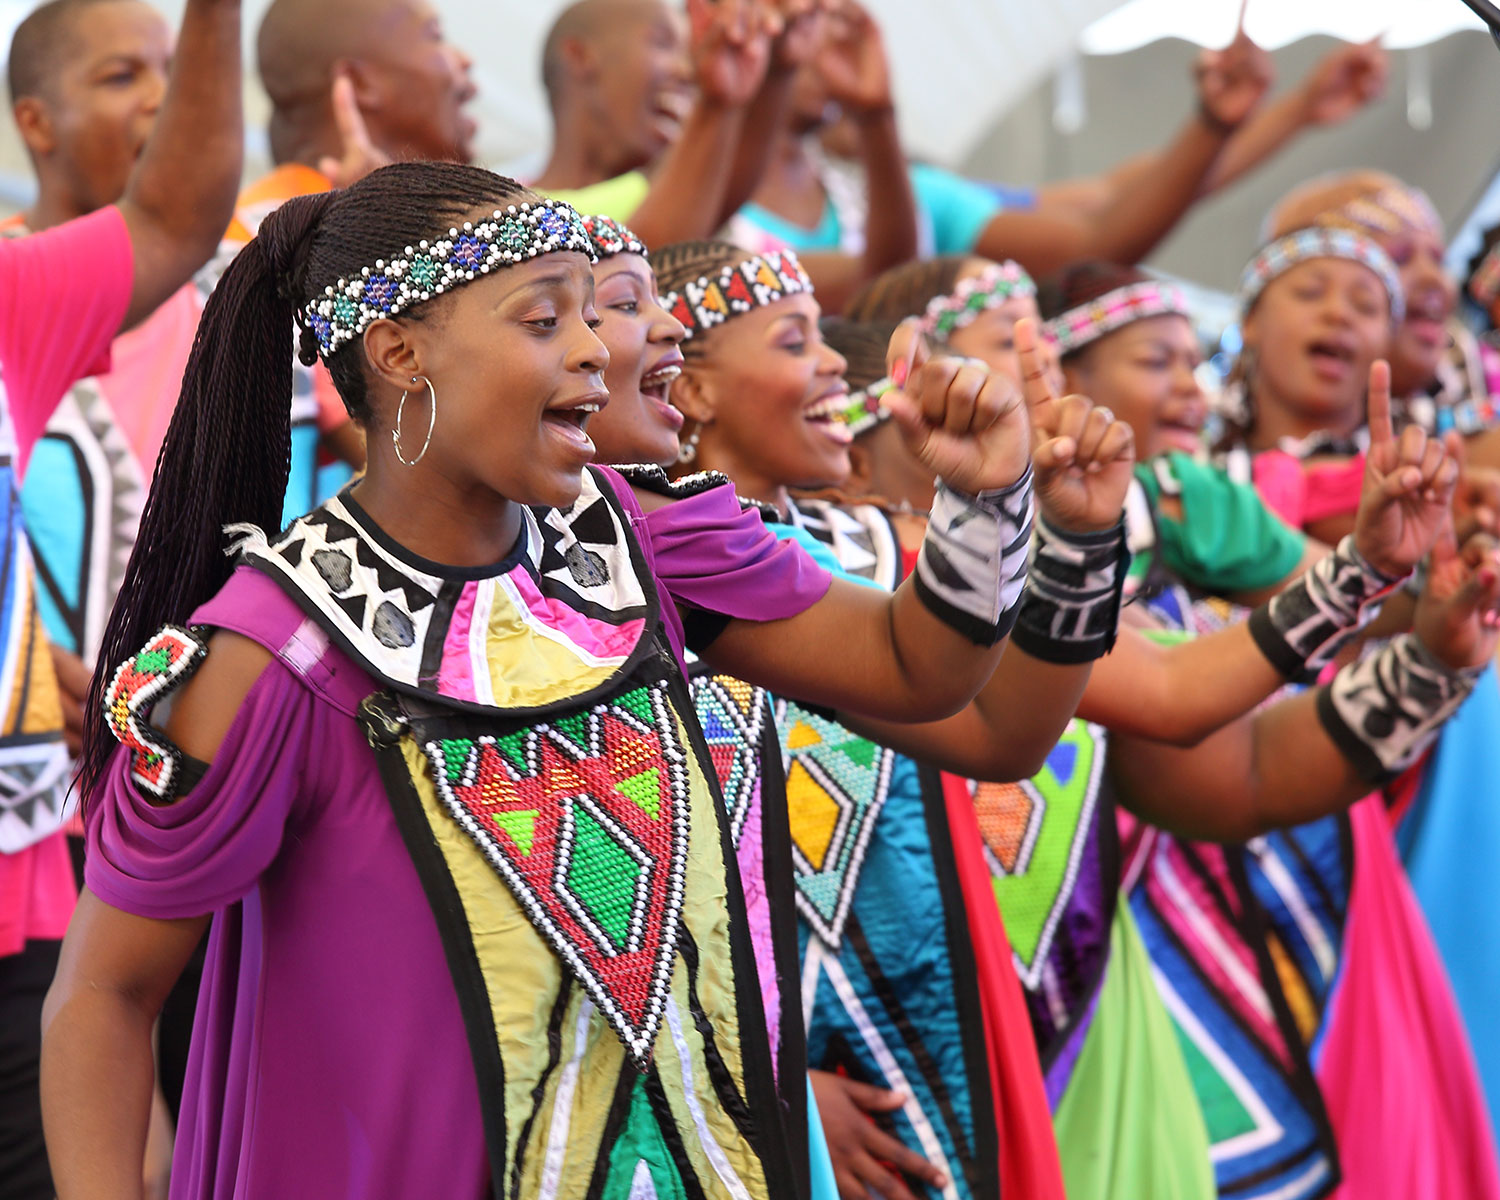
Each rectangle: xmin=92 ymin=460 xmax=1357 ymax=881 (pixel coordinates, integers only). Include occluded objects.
xmin=1317 ymin=797 xmax=1500 ymax=1199
xmin=0 ymin=831 xmax=77 ymax=956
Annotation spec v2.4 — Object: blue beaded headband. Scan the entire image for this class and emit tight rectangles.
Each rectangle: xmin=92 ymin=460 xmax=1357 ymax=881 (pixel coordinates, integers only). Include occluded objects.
xmin=302 ymin=200 xmax=596 ymax=359
xmin=1238 ymin=227 xmax=1405 ymax=324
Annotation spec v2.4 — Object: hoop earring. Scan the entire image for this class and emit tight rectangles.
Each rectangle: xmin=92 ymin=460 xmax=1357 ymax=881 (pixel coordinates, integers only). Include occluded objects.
xmin=677 ymin=423 xmax=702 ymax=465
xmin=394 ymin=375 xmax=436 ymax=467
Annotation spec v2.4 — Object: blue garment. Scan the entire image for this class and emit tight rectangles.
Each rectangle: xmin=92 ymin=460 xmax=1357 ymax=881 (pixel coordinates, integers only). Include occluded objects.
xmin=1396 ymin=668 xmax=1500 ymax=1155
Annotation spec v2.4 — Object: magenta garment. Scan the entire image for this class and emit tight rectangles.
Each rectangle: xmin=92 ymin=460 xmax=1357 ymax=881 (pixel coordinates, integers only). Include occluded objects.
xmin=85 ymin=472 xmax=831 ymax=1199
xmin=1250 ymin=449 xmax=1366 ymax=530
xmin=1315 ymin=797 xmax=1500 ymax=1199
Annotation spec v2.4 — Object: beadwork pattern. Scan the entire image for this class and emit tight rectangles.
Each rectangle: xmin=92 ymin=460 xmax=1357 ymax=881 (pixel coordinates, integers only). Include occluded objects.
xmin=661 ymin=250 xmax=813 ymax=342
xmin=1239 ymin=227 xmax=1405 ymax=322
xmin=776 ymin=699 xmax=895 ymax=949
xmin=838 ymin=377 xmax=894 ymax=438
xmin=919 ymin=260 xmax=1035 ymax=340
xmin=1044 ymin=280 xmax=1193 ymax=356
xmin=583 ymin=214 xmax=647 ymax=260
xmin=691 ymin=675 xmax=769 ymax=848
xmin=422 ymin=680 xmax=692 ymax=1067
xmin=302 ymin=201 xmax=595 ymax=358
xmin=103 ymin=624 xmax=208 ymax=802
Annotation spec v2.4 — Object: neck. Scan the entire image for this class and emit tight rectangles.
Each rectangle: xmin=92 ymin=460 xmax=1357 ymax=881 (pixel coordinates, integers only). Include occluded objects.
xmin=270 ymin=109 xmax=350 ymax=173
xmin=349 ymin=455 xmax=525 ymax=568
xmin=534 ymin=112 xmax=638 ymax=191
xmin=1245 ymin=385 xmax=1362 ymax=452
xmin=24 ymin=178 xmax=92 ymax=232
xmin=749 ymin=131 xmax=821 ymax=209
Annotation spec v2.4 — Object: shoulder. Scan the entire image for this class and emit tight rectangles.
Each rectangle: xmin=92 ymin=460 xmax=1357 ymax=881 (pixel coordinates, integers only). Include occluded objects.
xmin=160 ymin=630 xmax=275 ymax=765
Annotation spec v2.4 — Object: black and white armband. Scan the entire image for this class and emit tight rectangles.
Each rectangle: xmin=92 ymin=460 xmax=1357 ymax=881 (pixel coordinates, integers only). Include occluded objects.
xmin=913 ymin=470 xmax=1033 ymax=645
xmin=1317 ymin=635 xmax=1482 ymax=782
xmin=1248 ymin=535 xmax=1403 ymax=678
xmin=1010 ymin=516 xmax=1130 ymax=664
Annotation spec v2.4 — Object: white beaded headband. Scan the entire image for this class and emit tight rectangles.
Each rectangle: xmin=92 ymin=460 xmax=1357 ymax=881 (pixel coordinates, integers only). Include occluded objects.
xmin=1239 ymin=227 xmax=1405 ymax=323
xmin=302 ymin=200 xmax=596 ymax=359
xmin=1044 ymin=280 xmax=1192 ymax=356
xmin=660 ymin=250 xmax=814 ymax=341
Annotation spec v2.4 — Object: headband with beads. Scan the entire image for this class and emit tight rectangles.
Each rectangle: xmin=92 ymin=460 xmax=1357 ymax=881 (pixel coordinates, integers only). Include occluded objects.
xmin=919 ymin=260 xmax=1036 ymax=340
xmin=838 ymin=376 xmax=895 ymax=438
xmin=1316 ymin=183 xmax=1443 ymax=242
xmin=1471 ymin=245 xmax=1500 ymax=310
xmin=661 ymin=249 xmax=814 ymax=341
xmin=1044 ymin=280 xmax=1192 ymax=357
xmin=583 ymin=214 xmax=648 ymax=260
xmin=1239 ymin=227 xmax=1405 ymax=323
xmin=302 ymin=200 xmax=596 ymax=359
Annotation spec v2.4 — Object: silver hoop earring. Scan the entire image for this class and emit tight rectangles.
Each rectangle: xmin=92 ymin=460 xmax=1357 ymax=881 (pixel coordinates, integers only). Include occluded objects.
xmin=394 ymin=375 xmax=436 ymax=467
xmin=677 ymin=424 xmax=702 ymax=465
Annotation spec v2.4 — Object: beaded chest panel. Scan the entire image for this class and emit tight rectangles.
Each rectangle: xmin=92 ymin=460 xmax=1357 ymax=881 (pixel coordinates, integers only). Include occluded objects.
xmin=420 ymin=679 xmax=692 ymax=1067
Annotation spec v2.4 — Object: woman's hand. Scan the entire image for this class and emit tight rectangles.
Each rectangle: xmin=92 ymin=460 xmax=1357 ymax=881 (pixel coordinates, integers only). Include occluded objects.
xmin=1195 ymin=18 xmax=1274 ymax=132
xmin=1415 ymin=522 xmax=1500 ymax=671
xmin=883 ymin=319 xmax=1031 ymax=495
xmin=1354 ymin=359 xmax=1461 ymax=578
xmin=1016 ymin=317 xmax=1135 ymax=533
xmin=810 ymin=1070 xmax=948 ymax=1200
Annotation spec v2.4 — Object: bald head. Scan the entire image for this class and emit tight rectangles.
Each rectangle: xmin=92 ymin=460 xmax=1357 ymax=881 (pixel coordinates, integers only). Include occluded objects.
xmin=257 ymin=0 xmax=475 ymax=166
xmin=9 ymin=0 xmax=134 ymax=103
xmin=540 ymin=0 xmax=678 ymax=106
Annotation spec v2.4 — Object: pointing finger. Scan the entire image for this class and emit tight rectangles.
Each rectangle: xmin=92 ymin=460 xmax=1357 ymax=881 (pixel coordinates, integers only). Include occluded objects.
xmin=1015 ymin=318 xmax=1059 ymax=436
xmin=1367 ymin=360 xmax=1394 ymax=452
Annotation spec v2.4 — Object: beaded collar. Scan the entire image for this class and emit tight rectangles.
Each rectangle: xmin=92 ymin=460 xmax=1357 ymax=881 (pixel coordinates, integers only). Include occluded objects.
xmin=1044 ymin=280 xmax=1191 ymax=357
xmin=302 ymin=200 xmax=595 ymax=359
xmin=661 ymin=249 xmax=813 ymax=341
xmin=919 ymin=260 xmax=1035 ymax=340
xmin=582 ymin=213 xmax=647 ymax=260
xmin=1239 ymin=227 xmax=1405 ymax=323
xmin=1470 ymin=245 xmax=1500 ymax=310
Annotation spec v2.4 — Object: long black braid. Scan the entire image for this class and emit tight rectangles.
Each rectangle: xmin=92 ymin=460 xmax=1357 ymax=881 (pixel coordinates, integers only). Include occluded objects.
xmin=80 ymin=162 xmax=537 ymax=804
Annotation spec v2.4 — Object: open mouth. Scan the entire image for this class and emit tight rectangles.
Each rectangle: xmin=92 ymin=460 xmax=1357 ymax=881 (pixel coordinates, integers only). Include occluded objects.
xmin=803 ymin=392 xmax=854 ymax=445
xmin=639 ymin=363 xmax=685 ymax=431
xmin=1306 ymin=338 xmax=1357 ymax=380
xmin=542 ymin=399 xmax=604 ymax=454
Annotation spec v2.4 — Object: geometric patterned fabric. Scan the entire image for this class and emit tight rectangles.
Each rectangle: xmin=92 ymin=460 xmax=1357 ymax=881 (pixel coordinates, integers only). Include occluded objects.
xmin=691 ymin=674 xmax=769 ymax=850
xmin=102 ymin=624 xmax=207 ymax=804
xmin=422 ymin=680 xmax=691 ymax=1068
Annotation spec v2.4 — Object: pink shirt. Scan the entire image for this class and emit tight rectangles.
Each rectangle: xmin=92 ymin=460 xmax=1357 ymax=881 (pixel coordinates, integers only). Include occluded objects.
xmin=0 ymin=203 xmax=134 ymax=956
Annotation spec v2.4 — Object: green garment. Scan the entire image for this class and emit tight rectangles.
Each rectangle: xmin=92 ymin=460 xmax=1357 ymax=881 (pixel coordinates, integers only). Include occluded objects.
xmin=544 ymin=171 xmax=651 ymax=222
xmin=1129 ymin=451 xmax=1305 ymax=594
xmin=1053 ymin=904 xmax=1216 ymax=1200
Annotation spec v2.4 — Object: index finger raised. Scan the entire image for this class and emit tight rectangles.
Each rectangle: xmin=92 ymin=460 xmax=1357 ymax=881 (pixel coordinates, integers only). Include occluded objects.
xmin=1014 ymin=317 xmax=1059 ymax=434
xmin=1367 ymin=359 xmax=1394 ymax=451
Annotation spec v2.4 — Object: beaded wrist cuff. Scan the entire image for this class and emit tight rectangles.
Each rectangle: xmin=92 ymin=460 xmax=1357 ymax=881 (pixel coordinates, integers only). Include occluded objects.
xmin=839 ymin=376 xmax=895 ymax=437
xmin=1010 ymin=516 xmax=1130 ymax=664
xmin=661 ymin=250 xmax=813 ymax=342
xmin=1317 ymin=635 xmax=1482 ymax=782
xmin=1471 ymin=245 xmax=1500 ymax=310
xmin=1239 ymin=228 xmax=1404 ymax=322
xmin=919 ymin=260 xmax=1035 ymax=340
xmin=302 ymin=200 xmax=595 ymax=358
xmin=1248 ymin=535 xmax=1403 ymax=679
xmin=583 ymin=214 xmax=647 ymax=260
xmin=913 ymin=470 xmax=1033 ymax=645
xmin=1044 ymin=281 xmax=1192 ymax=357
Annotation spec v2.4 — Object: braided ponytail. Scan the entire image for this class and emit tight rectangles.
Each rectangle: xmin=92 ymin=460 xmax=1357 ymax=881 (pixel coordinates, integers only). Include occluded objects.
xmin=844 ymin=256 xmax=968 ymax=326
xmin=80 ymin=162 xmax=539 ymax=802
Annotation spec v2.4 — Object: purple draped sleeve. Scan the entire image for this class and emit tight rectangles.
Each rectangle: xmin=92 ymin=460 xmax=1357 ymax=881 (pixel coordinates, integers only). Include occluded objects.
xmin=85 ymin=661 xmax=317 ymax=920
xmin=596 ymin=467 xmax=832 ymax=661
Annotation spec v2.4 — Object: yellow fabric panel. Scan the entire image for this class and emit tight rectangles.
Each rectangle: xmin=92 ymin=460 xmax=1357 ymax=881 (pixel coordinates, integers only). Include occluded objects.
xmin=481 ymin=583 xmax=621 ymax=710
xmin=543 ymin=172 xmax=651 ymax=223
xmin=7 ymin=572 xmax=62 ymax=737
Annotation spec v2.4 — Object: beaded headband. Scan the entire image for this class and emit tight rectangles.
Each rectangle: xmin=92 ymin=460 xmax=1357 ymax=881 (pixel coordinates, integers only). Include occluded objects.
xmin=839 ymin=376 xmax=895 ymax=438
xmin=1044 ymin=280 xmax=1192 ymax=357
xmin=661 ymin=249 xmax=813 ymax=341
xmin=583 ymin=214 xmax=647 ymax=260
xmin=1470 ymin=245 xmax=1500 ymax=310
xmin=1316 ymin=183 xmax=1443 ymax=242
xmin=1239 ymin=227 xmax=1405 ymax=323
xmin=919 ymin=260 xmax=1036 ymax=340
xmin=302 ymin=200 xmax=595 ymax=359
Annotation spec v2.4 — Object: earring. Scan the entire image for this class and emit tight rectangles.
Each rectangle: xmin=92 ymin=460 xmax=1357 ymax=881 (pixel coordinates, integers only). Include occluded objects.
xmin=394 ymin=375 xmax=437 ymax=467
xmin=677 ymin=423 xmax=702 ymax=465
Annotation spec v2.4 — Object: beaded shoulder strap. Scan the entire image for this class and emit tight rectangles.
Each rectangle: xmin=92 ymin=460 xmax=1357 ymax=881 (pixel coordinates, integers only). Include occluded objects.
xmin=103 ymin=625 xmax=209 ymax=802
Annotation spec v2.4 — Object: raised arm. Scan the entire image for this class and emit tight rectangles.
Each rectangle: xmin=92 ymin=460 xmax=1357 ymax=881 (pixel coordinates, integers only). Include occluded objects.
xmin=703 ymin=325 xmax=1033 ymax=720
xmin=620 ymin=1 xmax=769 ymax=248
xmin=1114 ymin=524 xmax=1500 ymax=842
xmin=115 ymin=0 xmax=243 ymax=329
xmin=974 ymin=27 xmax=1272 ymax=274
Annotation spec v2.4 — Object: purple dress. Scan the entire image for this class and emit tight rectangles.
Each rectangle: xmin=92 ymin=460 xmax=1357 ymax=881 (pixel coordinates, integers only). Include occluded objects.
xmin=86 ymin=469 xmax=830 ymax=1199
